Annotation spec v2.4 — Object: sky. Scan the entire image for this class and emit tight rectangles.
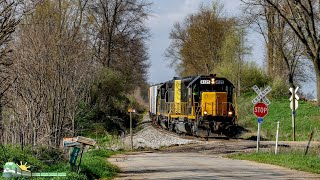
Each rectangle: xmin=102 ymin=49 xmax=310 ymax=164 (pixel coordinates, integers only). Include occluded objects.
xmin=146 ymin=0 xmax=315 ymax=97
xmin=146 ymin=0 xmax=261 ymax=83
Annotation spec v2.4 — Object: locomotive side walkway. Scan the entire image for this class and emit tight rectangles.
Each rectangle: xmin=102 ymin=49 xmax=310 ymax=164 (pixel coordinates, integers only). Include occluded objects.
xmin=109 ymin=152 xmax=320 ymax=179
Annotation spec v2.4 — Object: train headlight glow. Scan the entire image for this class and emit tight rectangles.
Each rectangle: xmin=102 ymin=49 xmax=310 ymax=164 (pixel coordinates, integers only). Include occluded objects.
xmin=211 ymin=78 xmax=215 ymax=84
xmin=204 ymin=111 xmax=208 ymax=115
xmin=228 ymin=111 xmax=233 ymax=116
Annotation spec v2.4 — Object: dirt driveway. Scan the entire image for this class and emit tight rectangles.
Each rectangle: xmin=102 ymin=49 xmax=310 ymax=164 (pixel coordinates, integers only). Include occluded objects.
xmin=109 ymin=151 xmax=320 ymax=179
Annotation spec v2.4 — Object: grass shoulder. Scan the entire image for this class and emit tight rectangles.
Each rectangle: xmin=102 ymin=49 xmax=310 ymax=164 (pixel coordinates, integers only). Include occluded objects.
xmin=238 ymin=93 xmax=320 ymax=141
xmin=228 ymin=150 xmax=320 ymax=174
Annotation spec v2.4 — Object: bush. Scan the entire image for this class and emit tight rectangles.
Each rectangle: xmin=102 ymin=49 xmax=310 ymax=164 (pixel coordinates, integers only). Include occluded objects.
xmin=0 ymin=145 xmax=120 ymax=179
xmin=215 ymin=61 xmax=269 ymax=94
xmin=270 ymin=76 xmax=289 ymax=98
xmin=0 ymin=145 xmax=46 ymax=172
xmin=75 ymin=67 xmax=145 ymax=137
xmin=241 ymin=62 xmax=269 ymax=93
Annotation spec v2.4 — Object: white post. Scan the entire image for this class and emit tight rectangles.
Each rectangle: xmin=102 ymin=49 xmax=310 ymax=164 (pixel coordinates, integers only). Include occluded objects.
xmin=257 ymin=121 xmax=261 ymax=152
xmin=292 ymin=89 xmax=296 ymax=141
xmin=275 ymin=121 xmax=280 ymax=154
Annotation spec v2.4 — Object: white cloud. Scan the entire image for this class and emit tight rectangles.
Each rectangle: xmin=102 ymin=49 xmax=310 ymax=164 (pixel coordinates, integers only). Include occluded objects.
xmin=147 ymin=0 xmax=201 ymax=30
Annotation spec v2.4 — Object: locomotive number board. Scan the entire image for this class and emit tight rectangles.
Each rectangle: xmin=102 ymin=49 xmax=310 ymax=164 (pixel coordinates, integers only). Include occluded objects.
xmin=200 ymin=79 xmax=224 ymax=85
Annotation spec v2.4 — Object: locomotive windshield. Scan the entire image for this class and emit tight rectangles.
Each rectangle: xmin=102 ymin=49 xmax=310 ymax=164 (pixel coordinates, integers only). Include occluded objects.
xmin=200 ymin=84 xmax=226 ymax=92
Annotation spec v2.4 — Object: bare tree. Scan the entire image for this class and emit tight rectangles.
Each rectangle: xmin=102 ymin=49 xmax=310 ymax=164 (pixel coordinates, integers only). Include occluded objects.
xmin=244 ymin=0 xmax=320 ymax=105
xmin=87 ymin=0 xmax=150 ymax=67
xmin=5 ymin=0 xmax=94 ymax=147
xmin=2 ymin=0 xmax=151 ymax=147
xmin=242 ymin=0 xmax=313 ymax=95
xmin=0 ymin=0 xmax=21 ymax=143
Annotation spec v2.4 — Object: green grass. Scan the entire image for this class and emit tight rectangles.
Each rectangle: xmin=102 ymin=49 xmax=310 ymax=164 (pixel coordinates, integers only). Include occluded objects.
xmin=81 ymin=149 xmax=120 ymax=179
xmin=0 ymin=145 xmax=121 ymax=180
xmin=229 ymin=150 xmax=320 ymax=174
xmin=238 ymin=94 xmax=320 ymax=141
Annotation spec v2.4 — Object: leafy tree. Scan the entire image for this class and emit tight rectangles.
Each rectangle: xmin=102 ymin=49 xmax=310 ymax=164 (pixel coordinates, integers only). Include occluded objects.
xmin=165 ymin=2 xmax=253 ymax=95
xmin=165 ymin=2 xmax=234 ymax=76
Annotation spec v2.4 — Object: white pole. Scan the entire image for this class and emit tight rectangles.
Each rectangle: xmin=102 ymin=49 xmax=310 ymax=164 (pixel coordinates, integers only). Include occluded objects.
xmin=257 ymin=120 xmax=261 ymax=152
xmin=292 ymin=89 xmax=296 ymax=141
xmin=275 ymin=121 xmax=280 ymax=154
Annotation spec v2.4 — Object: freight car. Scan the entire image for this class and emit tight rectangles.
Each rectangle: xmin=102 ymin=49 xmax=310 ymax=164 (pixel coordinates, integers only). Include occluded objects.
xmin=149 ymin=74 xmax=238 ymax=138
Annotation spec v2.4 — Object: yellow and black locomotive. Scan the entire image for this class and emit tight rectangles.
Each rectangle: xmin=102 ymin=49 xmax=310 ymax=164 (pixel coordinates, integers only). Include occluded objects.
xmin=149 ymin=74 xmax=238 ymax=137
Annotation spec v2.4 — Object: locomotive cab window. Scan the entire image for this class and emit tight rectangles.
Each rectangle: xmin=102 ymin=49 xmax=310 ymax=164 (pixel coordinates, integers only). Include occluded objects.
xmin=161 ymin=88 xmax=166 ymax=99
xmin=226 ymin=86 xmax=233 ymax=96
xmin=200 ymin=84 xmax=226 ymax=92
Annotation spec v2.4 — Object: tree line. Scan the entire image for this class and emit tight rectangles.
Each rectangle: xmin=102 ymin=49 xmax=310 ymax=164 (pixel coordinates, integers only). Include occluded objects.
xmin=0 ymin=0 xmax=150 ymax=148
xmin=166 ymin=1 xmax=319 ymax=103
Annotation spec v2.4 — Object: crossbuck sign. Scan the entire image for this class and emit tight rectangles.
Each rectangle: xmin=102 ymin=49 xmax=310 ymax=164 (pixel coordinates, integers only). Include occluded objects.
xmin=289 ymin=87 xmax=299 ymax=110
xmin=252 ymin=85 xmax=272 ymax=105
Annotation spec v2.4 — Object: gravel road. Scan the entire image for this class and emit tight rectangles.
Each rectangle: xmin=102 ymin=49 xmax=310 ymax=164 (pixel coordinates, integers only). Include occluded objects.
xmin=110 ymin=115 xmax=320 ymax=179
xmin=109 ymin=152 xmax=320 ymax=179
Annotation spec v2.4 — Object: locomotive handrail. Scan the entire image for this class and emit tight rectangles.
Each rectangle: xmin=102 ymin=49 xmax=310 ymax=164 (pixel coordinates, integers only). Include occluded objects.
xmin=193 ymin=102 xmax=201 ymax=115
xmin=164 ymin=102 xmax=188 ymax=116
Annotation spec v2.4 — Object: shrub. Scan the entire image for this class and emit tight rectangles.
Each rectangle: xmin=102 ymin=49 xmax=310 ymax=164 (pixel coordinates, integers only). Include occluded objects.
xmin=0 ymin=145 xmax=46 ymax=172
xmin=241 ymin=62 xmax=269 ymax=93
xmin=270 ymin=76 xmax=289 ymax=98
xmin=0 ymin=146 xmax=120 ymax=179
xmin=215 ymin=61 xmax=269 ymax=94
xmin=75 ymin=67 xmax=144 ymax=137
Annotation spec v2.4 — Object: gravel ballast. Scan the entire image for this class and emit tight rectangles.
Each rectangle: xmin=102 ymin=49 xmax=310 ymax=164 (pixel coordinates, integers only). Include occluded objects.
xmin=124 ymin=115 xmax=198 ymax=149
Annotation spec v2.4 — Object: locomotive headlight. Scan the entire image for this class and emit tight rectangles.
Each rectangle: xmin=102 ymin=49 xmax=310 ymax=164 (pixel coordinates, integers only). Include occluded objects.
xmin=204 ymin=111 xmax=208 ymax=115
xmin=211 ymin=78 xmax=215 ymax=84
xmin=228 ymin=111 xmax=233 ymax=116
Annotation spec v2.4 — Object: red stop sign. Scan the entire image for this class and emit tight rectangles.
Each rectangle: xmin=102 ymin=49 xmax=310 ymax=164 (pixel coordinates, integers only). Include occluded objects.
xmin=253 ymin=102 xmax=268 ymax=118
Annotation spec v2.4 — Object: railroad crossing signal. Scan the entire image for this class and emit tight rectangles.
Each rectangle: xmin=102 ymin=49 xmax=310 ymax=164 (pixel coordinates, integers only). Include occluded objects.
xmin=252 ymin=85 xmax=271 ymax=153
xmin=252 ymin=85 xmax=272 ymax=105
xmin=290 ymin=100 xmax=298 ymax=110
xmin=289 ymin=87 xmax=299 ymax=110
xmin=289 ymin=86 xmax=299 ymax=141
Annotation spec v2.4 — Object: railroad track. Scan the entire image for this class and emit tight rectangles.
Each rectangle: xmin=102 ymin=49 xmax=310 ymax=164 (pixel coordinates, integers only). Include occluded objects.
xmin=149 ymin=120 xmax=231 ymax=142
